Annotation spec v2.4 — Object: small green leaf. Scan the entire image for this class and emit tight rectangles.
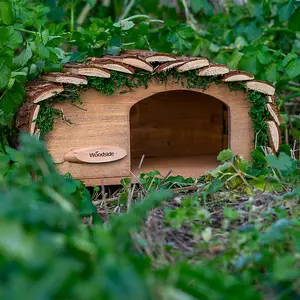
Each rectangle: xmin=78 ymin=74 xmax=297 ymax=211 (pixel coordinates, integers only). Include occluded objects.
xmin=191 ymin=0 xmax=213 ymax=15
xmin=273 ymin=255 xmax=300 ymax=281
xmin=0 ymin=26 xmax=9 ymax=47
xmin=38 ymin=44 xmax=50 ymax=59
xmin=279 ymin=0 xmax=295 ymax=22
xmin=282 ymin=53 xmax=297 ymax=67
xmin=223 ymin=207 xmax=239 ymax=220
xmin=6 ymin=26 xmax=23 ymax=49
xmin=267 ymin=152 xmax=296 ymax=174
xmin=286 ymin=58 xmax=300 ymax=79
xmin=120 ymin=20 xmax=135 ymax=30
xmin=257 ymin=49 xmax=272 ymax=65
xmin=245 ymin=22 xmax=262 ymax=41
xmin=289 ymin=7 xmax=300 ymax=31
xmin=167 ymin=31 xmax=178 ymax=43
xmin=0 ymin=220 xmax=35 ymax=260
xmin=138 ymin=22 xmax=149 ymax=35
xmin=217 ymin=149 xmax=234 ymax=162
xmin=206 ymin=178 xmax=224 ymax=194
xmin=41 ymin=29 xmax=50 ymax=45
xmin=13 ymin=46 xmax=33 ymax=67
xmin=0 ymin=63 xmax=11 ymax=90
xmin=0 ymin=0 xmax=15 ymax=25
xmin=228 ymin=50 xmax=244 ymax=69
xmin=265 ymin=63 xmax=277 ymax=83
xmin=80 ymin=189 xmax=97 ymax=217
xmin=250 ymin=175 xmax=282 ymax=192
xmin=239 ymin=54 xmax=258 ymax=74
xmin=5 ymin=146 xmax=23 ymax=162
xmin=0 ymin=152 xmax=10 ymax=172
xmin=106 ymin=46 xmax=121 ymax=56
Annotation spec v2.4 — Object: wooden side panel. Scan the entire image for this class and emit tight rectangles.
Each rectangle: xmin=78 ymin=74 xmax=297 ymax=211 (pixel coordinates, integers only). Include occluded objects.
xmin=130 ymin=91 xmax=224 ymax=158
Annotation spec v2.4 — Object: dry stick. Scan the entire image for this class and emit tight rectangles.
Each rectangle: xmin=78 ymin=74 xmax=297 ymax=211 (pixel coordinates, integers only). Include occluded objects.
xmin=229 ymin=161 xmax=254 ymax=192
xmin=92 ymin=185 xmax=200 ymax=206
xmin=291 ymin=140 xmax=296 ymax=159
xmin=284 ymin=102 xmax=296 ymax=142
xmin=165 ymin=228 xmax=194 ymax=252
xmin=101 ymin=179 xmax=109 ymax=222
xmin=155 ymin=169 xmax=173 ymax=191
xmin=262 ymin=146 xmax=279 ymax=180
xmin=118 ymin=0 xmax=136 ymax=21
xmin=77 ymin=0 xmax=99 ymax=25
xmin=128 ymin=154 xmax=145 ymax=212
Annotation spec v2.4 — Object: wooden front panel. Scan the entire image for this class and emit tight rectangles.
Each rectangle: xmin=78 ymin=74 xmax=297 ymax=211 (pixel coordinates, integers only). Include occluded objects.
xmin=130 ymin=91 xmax=226 ymax=159
xmin=44 ymin=89 xmax=131 ymax=180
xmin=44 ymin=80 xmax=253 ymax=185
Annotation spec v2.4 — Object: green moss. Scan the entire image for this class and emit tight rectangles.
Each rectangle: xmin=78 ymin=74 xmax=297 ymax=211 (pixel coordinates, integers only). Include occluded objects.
xmin=35 ymin=103 xmax=63 ymax=134
xmin=227 ymin=82 xmax=246 ymax=91
xmin=54 ymin=84 xmax=83 ymax=104
xmin=37 ymin=70 xmax=272 ymax=152
xmin=248 ymin=90 xmax=270 ymax=147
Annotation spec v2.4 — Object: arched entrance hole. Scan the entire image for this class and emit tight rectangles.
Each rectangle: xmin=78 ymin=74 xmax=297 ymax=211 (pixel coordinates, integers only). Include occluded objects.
xmin=130 ymin=90 xmax=229 ymax=178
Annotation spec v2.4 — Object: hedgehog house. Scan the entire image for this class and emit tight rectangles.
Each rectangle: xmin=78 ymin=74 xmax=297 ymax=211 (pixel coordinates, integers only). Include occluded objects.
xmin=16 ymin=50 xmax=282 ymax=186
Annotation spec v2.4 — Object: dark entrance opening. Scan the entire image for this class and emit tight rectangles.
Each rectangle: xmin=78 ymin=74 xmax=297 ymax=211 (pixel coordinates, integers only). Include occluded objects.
xmin=130 ymin=90 xmax=229 ymax=178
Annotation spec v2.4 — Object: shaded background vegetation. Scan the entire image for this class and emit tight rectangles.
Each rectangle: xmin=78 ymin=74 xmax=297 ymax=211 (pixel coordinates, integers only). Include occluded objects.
xmin=0 ymin=1 xmax=300 ymax=299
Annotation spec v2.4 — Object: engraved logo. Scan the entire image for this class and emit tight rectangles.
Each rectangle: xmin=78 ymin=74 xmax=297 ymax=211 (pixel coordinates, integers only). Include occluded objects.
xmin=89 ymin=151 xmax=115 ymax=158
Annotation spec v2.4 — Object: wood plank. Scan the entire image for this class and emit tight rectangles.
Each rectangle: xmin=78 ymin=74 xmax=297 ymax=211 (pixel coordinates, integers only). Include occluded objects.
xmin=132 ymin=155 xmax=220 ymax=178
xmin=44 ymin=80 xmax=254 ymax=185
xmin=130 ymin=90 xmax=224 ymax=158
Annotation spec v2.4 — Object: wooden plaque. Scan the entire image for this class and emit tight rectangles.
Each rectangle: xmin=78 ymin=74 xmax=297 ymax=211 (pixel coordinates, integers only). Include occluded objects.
xmin=64 ymin=146 xmax=127 ymax=163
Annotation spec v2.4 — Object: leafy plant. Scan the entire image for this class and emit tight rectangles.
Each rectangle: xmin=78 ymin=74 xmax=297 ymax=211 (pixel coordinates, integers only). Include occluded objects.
xmin=0 ymin=133 xmax=265 ymax=300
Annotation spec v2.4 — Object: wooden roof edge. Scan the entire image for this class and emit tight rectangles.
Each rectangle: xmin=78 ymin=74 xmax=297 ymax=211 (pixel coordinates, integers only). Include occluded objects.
xmin=18 ymin=51 xmax=281 ymax=150
xmin=22 ymin=51 xmax=279 ymax=100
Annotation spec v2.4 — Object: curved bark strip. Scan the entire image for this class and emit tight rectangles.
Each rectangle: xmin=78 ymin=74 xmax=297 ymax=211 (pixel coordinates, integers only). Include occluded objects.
xmin=198 ymin=64 xmax=229 ymax=76
xmin=63 ymin=63 xmax=111 ymax=78
xmin=16 ymin=100 xmax=40 ymax=135
xmin=154 ymin=60 xmax=186 ymax=73
xmin=246 ymin=80 xmax=275 ymax=96
xmin=91 ymin=55 xmax=154 ymax=72
xmin=266 ymin=120 xmax=281 ymax=152
xmin=176 ymin=57 xmax=209 ymax=72
xmin=267 ymin=103 xmax=283 ymax=126
xmin=42 ymin=73 xmax=88 ymax=85
xmin=222 ymin=70 xmax=254 ymax=82
xmin=124 ymin=50 xmax=177 ymax=63
xmin=90 ymin=59 xmax=135 ymax=74
xmin=26 ymin=81 xmax=64 ymax=103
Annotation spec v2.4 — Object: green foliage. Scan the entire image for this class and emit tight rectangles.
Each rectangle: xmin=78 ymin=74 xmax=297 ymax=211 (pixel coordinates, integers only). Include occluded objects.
xmin=217 ymin=149 xmax=234 ymax=163
xmin=1 ymin=2 xmax=300 ymax=299
xmin=162 ymin=149 xmax=300 ymax=298
xmin=1 ymin=134 xmax=266 ymax=300
xmin=35 ymin=103 xmax=64 ymax=134
xmin=248 ymin=90 xmax=270 ymax=147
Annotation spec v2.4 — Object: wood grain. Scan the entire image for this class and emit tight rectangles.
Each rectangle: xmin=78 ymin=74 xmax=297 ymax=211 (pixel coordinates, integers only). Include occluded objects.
xmin=130 ymin=91 xmax=225 ymax=158
xmin=44 ymin=79 xmax=254 ymax=185
xmin=64 ymin=146 xmax=127 ymax=163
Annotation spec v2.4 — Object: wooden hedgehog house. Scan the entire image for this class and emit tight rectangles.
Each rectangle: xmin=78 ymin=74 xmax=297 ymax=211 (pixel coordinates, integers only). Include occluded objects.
xmin=16 ymin=50 xmax=282 ymax=186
